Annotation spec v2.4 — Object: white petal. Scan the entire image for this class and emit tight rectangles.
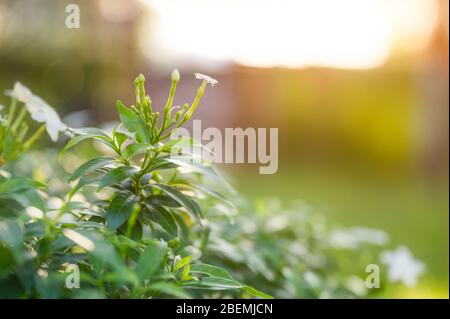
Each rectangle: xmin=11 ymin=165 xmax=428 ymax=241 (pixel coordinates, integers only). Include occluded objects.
xmin=380 ymin=246 xmax=426 ymax=287
xmin=194 ymin=73 xmax=219 ymax=87
xmin=5 ymin=82 xmax=67 ymax=141
xmin=5 ymin=82 xmax=34 ymax=103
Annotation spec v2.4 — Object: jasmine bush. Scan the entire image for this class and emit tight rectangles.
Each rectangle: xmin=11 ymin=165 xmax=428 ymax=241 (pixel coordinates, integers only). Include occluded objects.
xmin=0 ymin=71 xmax=424 ymax=298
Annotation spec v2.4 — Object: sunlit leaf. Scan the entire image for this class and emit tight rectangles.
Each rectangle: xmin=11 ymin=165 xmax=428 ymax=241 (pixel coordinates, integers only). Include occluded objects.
xmin=61 ymin=128 xmax=114 ymax=157
xmin=116 ymin=101 xmax=150 ymax=145
xmin=67 ymin=157 xmax=116 ymax=182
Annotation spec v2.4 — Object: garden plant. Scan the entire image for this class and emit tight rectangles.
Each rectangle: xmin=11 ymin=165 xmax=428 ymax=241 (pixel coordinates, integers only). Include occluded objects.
xmin=0 ymin=71 xmax=424 ymax=298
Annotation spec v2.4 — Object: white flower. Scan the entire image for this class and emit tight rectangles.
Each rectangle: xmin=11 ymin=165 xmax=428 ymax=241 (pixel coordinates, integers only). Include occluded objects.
xmin=194 ymin=73 xmax=218 ymax=87
xmin=381 ymin=246 xmax=426 ymax=287
xmin=5 ymin=82 xmax=67 ymax=141
xmin=328 ymin=227 xmax=389 ymax=249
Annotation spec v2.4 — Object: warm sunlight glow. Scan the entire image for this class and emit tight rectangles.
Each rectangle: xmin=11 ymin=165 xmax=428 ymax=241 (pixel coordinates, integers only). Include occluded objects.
xmin=139 ymin=0 xmax=438 ymax=69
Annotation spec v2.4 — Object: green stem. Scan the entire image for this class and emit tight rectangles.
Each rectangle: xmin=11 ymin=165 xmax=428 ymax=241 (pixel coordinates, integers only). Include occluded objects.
xmin=158 ymin=80 xmax=178 ymax=139
xmin=159 ymin=81 xmax=207 ymax=141
xmin=184 ymin=80 xmax=207 ymax=120
xmin=6 ymin=98 xmax=17 ymax=130
xmin=22 ymin=124 xmax=45 ymax=151
xmin=16 ymin=123 xmax=29 ymax=143
xmin=11 ymin=107 xmax=27 ymax=134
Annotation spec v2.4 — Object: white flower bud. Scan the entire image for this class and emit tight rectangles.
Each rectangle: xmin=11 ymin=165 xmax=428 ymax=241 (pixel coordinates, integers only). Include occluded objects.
xmin=171 ymin=69 xmax=180 ymax=82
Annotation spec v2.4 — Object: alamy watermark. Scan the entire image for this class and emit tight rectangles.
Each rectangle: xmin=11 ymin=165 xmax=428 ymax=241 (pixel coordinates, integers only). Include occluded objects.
xmin=365 ymin=264 xmax=380 ymax=289
xmin=65 ymin=263 xmax=80 ymax=289
xmin=65 ymin=4 xmax=80 ymax=29
xmin=170 ymin=120 xmax=278 ymax=174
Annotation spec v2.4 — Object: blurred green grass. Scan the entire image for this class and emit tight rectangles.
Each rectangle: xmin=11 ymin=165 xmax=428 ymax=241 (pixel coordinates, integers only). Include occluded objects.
xmin=231 ymin=164 xmax=449 ymax=298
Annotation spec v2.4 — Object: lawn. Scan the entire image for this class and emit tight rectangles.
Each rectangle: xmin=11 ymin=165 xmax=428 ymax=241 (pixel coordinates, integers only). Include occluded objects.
xmin=233 ymin=164 xmax=449 ymax=298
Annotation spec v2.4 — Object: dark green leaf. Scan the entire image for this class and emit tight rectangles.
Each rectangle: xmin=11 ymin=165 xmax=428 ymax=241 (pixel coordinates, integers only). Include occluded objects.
xmin=106 ymin=191 xmax=138 ymax=230
xmin=145 ymin=203 xmax=178 ymax=237
xmin=98 ymin=165 xmax=138 ymax=191
xmin=135 ymin=241 xmax=167 ymax=283
xmin=147 ymin=194 xmax=181 ymax=208
xmin=147 ymin=158 xmax=178 ymax=172
xmin=0 ymin=219 xmax=24 ymax=262
xmin=0 ymin=198 xmax=22 ymax=218
xmin=148 ymin=184 xmax=203 ymax=220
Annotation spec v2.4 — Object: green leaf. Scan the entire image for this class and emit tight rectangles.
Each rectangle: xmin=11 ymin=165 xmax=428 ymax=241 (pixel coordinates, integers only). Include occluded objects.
xmin=68 ymin=175 xmax=102 ymax=198
xmin=242 ymin=286 xmax=274 ymax=299
xmin=98 ymin=165 xmax=138 ymax=191
xmin=8 ymin=189 xmax=45 ymax=212
xmin=60 ymin=128 xmax=114 ymax=157
xmin=146 ymin=282 xmax=190 ymax=298
xmin=174 ymin=256 xmax=192 ymax=271
xmin=106 ymin=191 xmax=138 ymax=230
xmin=181 ymin=263 xmax=192 ymax=281
xmin=0 ymin=219 xmax=24 ymax=262
xmin=160 ymin=137 xmax=211 ymax=154
xmin=145 ymin=203 xmax=178 ymax=237
xmin=148 ymin=184 xmax=203 ymax=220
xmin=165 ymin=156 xmax=235 ymax=193
xmin=71 ymin=127 xmax=110 ymax=138
xmin=0 ymin=198 xmax=22 ymax=218
xmin=147 ymin=158 xmax=178 ymax=172
xmin=64 ymin=201 xmax=90 ymax=211
xmin=122 ymin=143 xmax=148 ymax=159
xmin=189 ymin=263 xmax=233 ymax=280
xmin=64 ymin=229 xmax=136 ymax=284
xmin=113 ymin=130 xmax=128 ymax=148
xmin=184 ymin=277 xmax=244 ymax=290
xmin=183 ymin=263 xmax=272 ymax=297
xmin=0 ymin=244 xmax=15 ymax=276
xmin=147 ymin=194 xmax=181 ymax=208
xmin=191 ymin=184 xmax=235 ymax=208
xmin=116 ymin=100 xmax=150 ymax=144
xmin=135 ymin=241 xmax=167 ymax=283
xmin=0 ymin=178 xmax=45 ymax=194
xmin=128 ymin=220 xmax=143 ymax=241
xmin=67 ymin=157 xmax=116 ymax=182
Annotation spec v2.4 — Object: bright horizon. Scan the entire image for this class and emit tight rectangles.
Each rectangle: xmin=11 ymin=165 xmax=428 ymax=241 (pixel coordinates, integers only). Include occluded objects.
xmin=139 ymin=0 xmax=438 ymax=69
